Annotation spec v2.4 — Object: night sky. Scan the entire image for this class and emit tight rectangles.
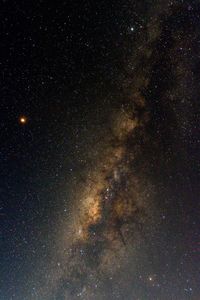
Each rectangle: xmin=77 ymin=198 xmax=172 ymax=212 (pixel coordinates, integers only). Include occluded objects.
xmin=1 ymin=1 xmax=200 ymax=299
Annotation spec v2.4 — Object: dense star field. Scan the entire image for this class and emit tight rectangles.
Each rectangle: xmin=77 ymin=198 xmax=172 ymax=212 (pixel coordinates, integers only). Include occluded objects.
xmin=1 ymin=1 xmax=200 ymax=299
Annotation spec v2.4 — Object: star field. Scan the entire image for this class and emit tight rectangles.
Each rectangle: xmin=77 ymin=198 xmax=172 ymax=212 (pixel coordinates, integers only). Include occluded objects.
xmin=1 ymin=1 xmax=200 ymax=299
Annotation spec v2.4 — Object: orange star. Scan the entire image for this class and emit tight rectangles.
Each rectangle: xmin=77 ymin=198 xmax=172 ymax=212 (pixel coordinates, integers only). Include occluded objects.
xmin=19 ymin=116 xmax=27 ymax=124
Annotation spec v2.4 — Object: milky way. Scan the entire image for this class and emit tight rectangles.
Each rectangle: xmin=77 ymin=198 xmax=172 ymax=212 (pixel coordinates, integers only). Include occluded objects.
xmin=32 ymin=2 xmax=200 ymax=299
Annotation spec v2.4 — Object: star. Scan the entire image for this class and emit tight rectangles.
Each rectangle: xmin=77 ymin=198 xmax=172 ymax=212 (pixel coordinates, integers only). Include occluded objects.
xmin=19 ymin=116 xmax=27 ymax=124
xmin=149 ymin=276 xmax=153 ymax=281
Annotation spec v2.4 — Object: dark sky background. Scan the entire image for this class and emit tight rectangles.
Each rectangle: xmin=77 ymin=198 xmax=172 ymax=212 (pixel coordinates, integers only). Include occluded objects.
xmin=1 ymin=1 xmax=200 ymax=299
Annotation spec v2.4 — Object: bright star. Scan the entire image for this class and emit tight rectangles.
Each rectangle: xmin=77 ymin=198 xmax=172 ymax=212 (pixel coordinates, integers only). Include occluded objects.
xmin=19 ymin=116 xmax=27 ymax=124
xmin=149 ymin=276 xmax=153 ymax=281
